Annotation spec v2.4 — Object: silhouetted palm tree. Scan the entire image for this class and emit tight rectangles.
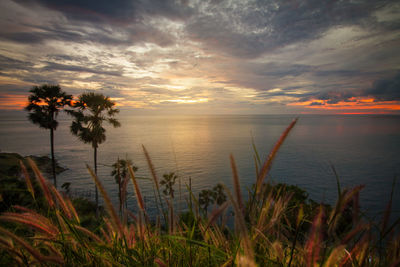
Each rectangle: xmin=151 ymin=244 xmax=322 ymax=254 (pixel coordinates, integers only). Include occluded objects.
xmin=67 ymin=92 xmax=120 ymax=209
xmin=25 ymin=84 xmax=72 ymax=188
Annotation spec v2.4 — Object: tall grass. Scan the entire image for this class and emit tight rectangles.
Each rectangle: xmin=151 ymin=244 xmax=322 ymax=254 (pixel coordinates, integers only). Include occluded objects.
xmin=1 ymin=120 xmax=399 ymax=266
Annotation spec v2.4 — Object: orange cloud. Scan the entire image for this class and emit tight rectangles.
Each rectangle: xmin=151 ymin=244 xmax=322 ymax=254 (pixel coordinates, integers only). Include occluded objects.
xmin=0 ymin=94 xmax=28 ymax=110
xmin=289 ymin=97 xmax=400 ymax=114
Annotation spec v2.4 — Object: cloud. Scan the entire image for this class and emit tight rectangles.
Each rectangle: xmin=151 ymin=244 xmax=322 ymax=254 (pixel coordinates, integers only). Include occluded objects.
xmin=365 ymin=72 xmax=400 ymax=101
xmin=254 ymin=63 xmax=314 ymax=77
xmin=14 ymin=0 xmax=192 ymax=24
xmin=298 ymin=72 xmax=400 ymax=104
xmin=185 ymin=0 xmax=399 ymax=58
xmin=0 ymin=55 xmax=33 ymax=71
xmin=41 ymin=62 xmax=123 ymax=76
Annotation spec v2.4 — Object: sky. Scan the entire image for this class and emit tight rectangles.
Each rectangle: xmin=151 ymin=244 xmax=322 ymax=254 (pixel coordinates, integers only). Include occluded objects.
xmin=0 ymin=0 xmax=399 ymax=114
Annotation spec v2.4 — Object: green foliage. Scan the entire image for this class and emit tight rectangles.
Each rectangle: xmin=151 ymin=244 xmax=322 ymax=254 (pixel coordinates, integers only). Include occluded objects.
xmin=212 ymin=183 xmax=227 ymax=205
xmin=160 ymin=172 xmax=178 ymax=198
xmin=111 ymin=157 xmax=137 ymax=215
xmin=111 ymin=158 xmax=137 ymax=185
xmin=0 ymin=152 xmax=65 ymax=213
xmin=198 ymin=189 xmax=214 ymax=215
xmin=198 ymin=184 xmax=227 ymax=215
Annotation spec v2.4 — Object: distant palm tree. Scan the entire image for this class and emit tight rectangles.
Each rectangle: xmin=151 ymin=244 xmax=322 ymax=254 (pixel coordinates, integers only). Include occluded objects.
xmin=160 ymin=172 xmax=178 ymax=199
xmin=67 ymin=92 xmax=121 ymax=209
xmin=212 ymin=183 xmax=226 ymax=205
xmin=199 ymin=189 xmax=214 ymax=216
xmin=111 ymin=158 xmax=137 ymax=214
xmin=25 ymin=84 xmax=72 ymax=188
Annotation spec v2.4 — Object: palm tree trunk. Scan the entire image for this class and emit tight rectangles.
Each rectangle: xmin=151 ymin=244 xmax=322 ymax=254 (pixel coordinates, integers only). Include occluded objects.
xmin=94 ymin=146 xmax=99 ymax=211
xmin=50 ymin=128 xmax=57 ymax=188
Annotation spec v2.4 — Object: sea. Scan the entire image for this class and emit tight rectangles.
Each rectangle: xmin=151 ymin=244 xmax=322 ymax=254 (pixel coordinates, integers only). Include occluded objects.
xmin=1 ymin=111 xmax=400 ymax=221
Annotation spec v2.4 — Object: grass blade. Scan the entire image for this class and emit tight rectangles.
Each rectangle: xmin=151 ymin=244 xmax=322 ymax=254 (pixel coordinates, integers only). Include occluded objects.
xmin=86 ymin=164 xmax=123 ymax=237
xmin=255 ymin=118 xmax=297 ymax=194
xmin=27 ymin=157 xmax=55 ymax=208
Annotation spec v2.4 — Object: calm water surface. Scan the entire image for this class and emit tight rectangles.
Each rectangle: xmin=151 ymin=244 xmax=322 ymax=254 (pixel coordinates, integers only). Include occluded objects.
xmin=1 ymin=112 xmax=399 ymax=220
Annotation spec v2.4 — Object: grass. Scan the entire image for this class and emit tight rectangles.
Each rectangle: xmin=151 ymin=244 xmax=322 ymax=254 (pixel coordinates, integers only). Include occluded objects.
xmin=0 ymin=119 xmax=399 ymax=266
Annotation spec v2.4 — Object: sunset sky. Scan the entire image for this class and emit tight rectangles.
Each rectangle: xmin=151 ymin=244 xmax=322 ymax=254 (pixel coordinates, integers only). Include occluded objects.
xmin=0 ymin=0 xmax=399 ymax=114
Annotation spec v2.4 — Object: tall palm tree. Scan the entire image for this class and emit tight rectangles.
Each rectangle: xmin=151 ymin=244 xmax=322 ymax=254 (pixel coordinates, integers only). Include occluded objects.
xmin=25 ymin=84 xmax=72 ymax=188
xmin=66 ymin=92 xmax=120 ymax=209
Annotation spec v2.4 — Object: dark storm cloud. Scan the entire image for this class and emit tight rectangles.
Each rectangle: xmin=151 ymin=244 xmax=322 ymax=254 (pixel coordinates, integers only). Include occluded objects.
xmin=186 ymin=0 xmax=398 ymax=58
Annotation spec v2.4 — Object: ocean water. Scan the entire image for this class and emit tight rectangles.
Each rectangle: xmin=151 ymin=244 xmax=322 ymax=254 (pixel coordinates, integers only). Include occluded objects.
xmin=1 ymin=112 xmax=399 ymax=220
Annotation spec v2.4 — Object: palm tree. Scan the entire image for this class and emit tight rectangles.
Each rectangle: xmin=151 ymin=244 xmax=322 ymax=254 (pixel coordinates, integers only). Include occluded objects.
xmin=111 ymin=158 xmax=137 ymax=215
xmin=25 ymin=84 xmax=72 ymax=188
xmin=212 ymin=183 xmax=226 ymax=206
xmin=67 ymin=92 xmax=121 ymax=209
xmin=199 ymin=189 xmax=214 ymax=216
xmin=160 ymin=172 xmax=178 ymax=199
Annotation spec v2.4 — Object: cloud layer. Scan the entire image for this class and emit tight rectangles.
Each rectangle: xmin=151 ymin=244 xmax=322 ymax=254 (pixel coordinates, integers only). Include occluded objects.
xmin=0 ymin=0 xmax=399 ymax=113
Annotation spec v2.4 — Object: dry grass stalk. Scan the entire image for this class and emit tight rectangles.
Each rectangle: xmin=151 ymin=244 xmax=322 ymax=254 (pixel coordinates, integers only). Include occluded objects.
xmin=64 ymin=197 xmax=80 ymax=223
xmin=0 ymin=212 xmax=58 ymax=238
xmin=205 ymin=201 xmax=229 ymax=231
xmin=154 ymin=258 xmax=167 ymax=267
xmin=255 ymin=118 xmax=298 ymax=194
xmin=128 ymin=165 xmax=145 ymax=212
xmin=87 ymin=164 xmax=124 ymax=237
xmin=305 ymin=206 xmax=324 ymax=267
xmin=100 ymin=227 xmax=112 ymax=244
xmin=0 ymin=226 xmax=64 ymax=264
xmin=224 ymin=185 xmax=255 ymax=265
xmin=74 ymin=225 xmax=104 ymax=244
xmin=50 ymin=185 xmax=72 ymax=219
xmin=19 ymin=160 xmax=35 ymax=199
xmin=324 ymin=244 xmax=346 ymax=266
xmin=328 ymin=185 xmax=364 ymax=235
xmin=27 ymin=157 xmax=55 ymax=208
xmin=142 ymin=145 xmax=160 ymax=192
xmin=55 ymin=210 xmax=69 ymax=234
xmin=230 ymin=154 xmax=244 ymax=214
